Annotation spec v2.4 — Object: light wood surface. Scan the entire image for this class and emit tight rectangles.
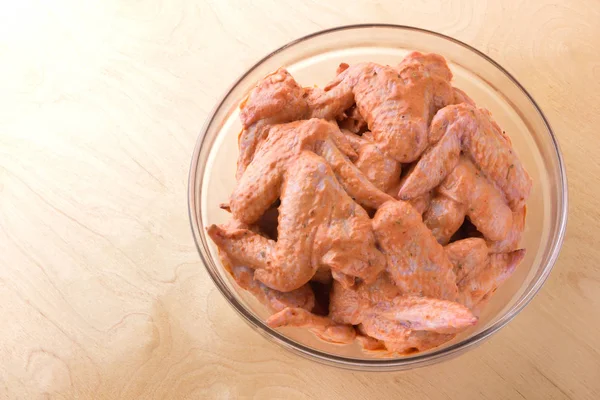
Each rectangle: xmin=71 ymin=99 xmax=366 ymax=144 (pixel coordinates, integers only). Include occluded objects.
xmin=1 ymin=0 xmax=599 ymax=398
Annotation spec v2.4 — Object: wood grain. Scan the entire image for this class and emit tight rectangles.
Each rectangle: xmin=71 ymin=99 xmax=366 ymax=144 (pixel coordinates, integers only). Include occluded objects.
xmin=1 ymin=0 xmax=599 ymax=398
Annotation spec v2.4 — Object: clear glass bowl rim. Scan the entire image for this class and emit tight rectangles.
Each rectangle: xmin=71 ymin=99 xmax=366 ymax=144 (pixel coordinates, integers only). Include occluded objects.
xmin=188 ymin=24 xmax=568 ymax=370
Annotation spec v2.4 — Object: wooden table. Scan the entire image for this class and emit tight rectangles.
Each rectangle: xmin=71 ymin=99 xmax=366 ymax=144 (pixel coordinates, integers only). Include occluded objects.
xmin=1 ymin=0 xmax=598 ymax=398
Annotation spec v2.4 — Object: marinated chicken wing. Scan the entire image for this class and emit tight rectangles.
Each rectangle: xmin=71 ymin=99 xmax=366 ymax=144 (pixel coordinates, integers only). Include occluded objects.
xmin=329 ymin=273 xmax=400 ymax=325
xmin=308 ymin=52 xmax=454 ymax=162
xmin=487 ymin=207 xmax=526 ymax=253
xmin=441 ymin=157 xmax=513 ymax=241
xmin=369 ymin=296 xmax=477 ymax=333
xmin=211 ymin=149 xmax=385 ymax=292
xmin=267 ymin=307 xmax=356 ymax=344
xmin=372 ymin=201 xmax=458 ymax=300
xmin=339 ymin=129 xmax=402 ymax=194
xmin=208 ymin=223 xmax=274 ymax=271
xmin=382 ymin=330 xmax=456 ymax=354
xmin=458 ymin=249 xmax=526 ymax=310
xmin=317 ymin=135 xmax=396 ymax=209
xmin=212 ymin=220 xmax=316 ymax=311
xmin=330 ymin=276 xmax=474 ymax=331
xmin=420 ymin=156 xmax=513 ymax=243
xmin=356 ymin=325 xmax=449 ymax=356
xmin=232 ymin=266 xmax=316 ymax=312
xmin=231 ymin=119 xmax=394 ymax=225
xmin=237 ymin=69 xmax=309 ymax=179
xmin=398 ymin=126 xmax=462 ymax=200
xmin=446 ymin=238 xmax=523 ymax=314
xmin=355 ymin=142 xmax=402 ymax=194
xmin=329 ymin=272 xmax=475 ymax=353
xmin=423 ymin=194 xmax=466 ymax=244
xmin=360 ymin=315 xmax=459 ymax=355
xmin=398 ymin=104 xmax=532 ymax=210
xmin=444 ymin=238 xmax=489 ymax=282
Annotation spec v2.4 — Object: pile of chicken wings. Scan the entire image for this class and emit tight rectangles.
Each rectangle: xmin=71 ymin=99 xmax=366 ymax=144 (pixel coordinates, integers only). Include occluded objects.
xmin=208 ymin=52 xmax=531 ymax=355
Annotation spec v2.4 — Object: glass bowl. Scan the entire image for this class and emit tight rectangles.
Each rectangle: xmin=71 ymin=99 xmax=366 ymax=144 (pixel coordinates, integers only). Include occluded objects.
xmin=188 ymin=25 xmax=567 ymax=370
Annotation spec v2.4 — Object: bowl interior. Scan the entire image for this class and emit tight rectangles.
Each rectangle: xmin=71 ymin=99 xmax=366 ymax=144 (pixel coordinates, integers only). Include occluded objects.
xmin=189 ymin=26 xmax=566 ymax=369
